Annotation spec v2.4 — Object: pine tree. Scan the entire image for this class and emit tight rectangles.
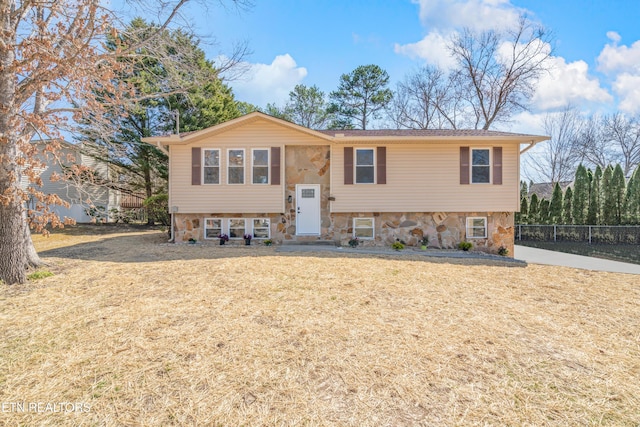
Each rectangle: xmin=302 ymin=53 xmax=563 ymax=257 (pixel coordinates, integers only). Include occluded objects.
xmin=611 ymin=164 xmax=626 ymax=224
xmin=587 ymin=168 xmax=598 ymax=225
xmin=563 ymin=186 xmax=573 ymax=224
xmin=539 ymin=199 xmax=551 ymax=225
xmin=572 ymin=164 xmax=589 ymax=225
xmin=626 ymin=166 xmax=640 ymax=224
xmin=517 ymin=197 xmax=529 ymax=224
xmin=529 ymin=194 xmax=540 ymax=224
xmin=549 ymin=183 xmax=564 ymax=224
xmin=601 ymin=165 xmax=615 ymax=224
xmin=591 ymin=165 xmax=603 ymax=224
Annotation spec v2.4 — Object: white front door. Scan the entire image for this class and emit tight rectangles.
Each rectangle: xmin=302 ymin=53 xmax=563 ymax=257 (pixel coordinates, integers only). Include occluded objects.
xmin=296 ymin=184 xmax=321 ymax=235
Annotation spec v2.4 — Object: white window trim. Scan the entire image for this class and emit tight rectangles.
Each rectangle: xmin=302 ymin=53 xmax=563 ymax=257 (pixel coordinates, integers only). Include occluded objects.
xmin=228 ymin=218 xmax=247 ymax=239
xmin=470 ymin=148 xmax=492 ymax=184
xmin=251 ymin=148 xmax=270 ymax=185
xmin=202 ymin=148 xmax=221 ymax=185
xmin=466 ymin=217 xmax=487 ymax=239
xmin=204 ymin=217 xmax=223 ymax=239
xmin=353 ymin=217 xmax=375 ymax=240
xmin=355 ymin=147 xmax=376 ymax=185
xmin=227 ymin=148 xmax=245 ymax=185
xmin=252 ymin=218 xmax=271 ymax=239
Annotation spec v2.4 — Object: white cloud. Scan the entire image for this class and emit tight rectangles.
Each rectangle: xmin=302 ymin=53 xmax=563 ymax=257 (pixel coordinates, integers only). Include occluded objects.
xmin=412 ymin=0 xmax=523 ymax=33
xmin=230 ymin=54 xmax=307 ymax=107
xmin=597 ymin=34 xmax=640 ymax=75
xmin=508 ymin=110 xmax=545 ymax=135
xmin=396 ymin=0 xmax=529 ymax=68
xmin=596 ymin=34 xmax=640 ymax=113
xmin=612 ymin=73 xmax=640 ymax=113
xmin=394 ymin=31 xmax=457 ymax=69
xmin=532 ymin=56 xmax=612 ymax=110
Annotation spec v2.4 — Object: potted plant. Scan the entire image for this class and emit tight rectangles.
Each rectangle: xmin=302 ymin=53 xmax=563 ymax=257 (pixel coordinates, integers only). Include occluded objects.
xmin=243 ymin=233 xmax=252 ymax=246
xmin=420 ymin=236 xmax=429 ymax=250
xmin=218 ymin=233 xmax=229 ymax=245
xmin=392 ymin=240 xmax=405 ymax=251
xmin=458 ymin=241 xmax=472 ymax=251
xmin=348 ymin=237 xmax=359 ymax=248
xmin=263 ymin=239 xmax=273 ymax=246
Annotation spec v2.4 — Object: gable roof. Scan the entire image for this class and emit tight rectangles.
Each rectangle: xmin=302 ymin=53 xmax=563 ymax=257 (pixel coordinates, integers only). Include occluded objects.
xmin=142 ymin=112 xmax=549 ymax=148
xmin=142 ymin=112 xmax=334 ymax=145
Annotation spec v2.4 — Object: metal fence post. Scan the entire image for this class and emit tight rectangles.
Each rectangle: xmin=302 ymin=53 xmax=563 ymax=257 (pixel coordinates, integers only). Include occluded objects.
xmin=518 ymin=224 xmax=521 ymax=240
xmin=554 ymin=225 xmax=557 ymax=242
xmin=589 ymin=226 xmax=592 ymax=245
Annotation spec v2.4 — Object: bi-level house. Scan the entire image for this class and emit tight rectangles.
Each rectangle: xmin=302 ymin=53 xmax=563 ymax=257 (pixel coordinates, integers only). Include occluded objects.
xmin=143 ymin=112 xmax=548 ymax=254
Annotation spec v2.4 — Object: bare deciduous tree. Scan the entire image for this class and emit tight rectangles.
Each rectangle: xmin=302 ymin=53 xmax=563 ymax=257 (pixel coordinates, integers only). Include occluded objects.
xmin=391 ymin=15 xmax=552 ymax=131
xmin=575 ymin=113 xmax=640 ymax=175
xmin=603 ymin=113 xmax=640 ymax=176
xmin=387 ymin=66 xmax=472 ymax=129
xmin=449 ymin=15 xmax=552 ymax=130
xmin=524 ymin=106 xmax=583 ymax=184
xmin=0 ymin=0 xmax=248 ymax=285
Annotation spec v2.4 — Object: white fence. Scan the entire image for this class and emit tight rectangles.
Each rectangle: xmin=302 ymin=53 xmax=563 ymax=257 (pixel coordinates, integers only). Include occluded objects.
xmin=516 ymin=225 xmax=640 ymax=245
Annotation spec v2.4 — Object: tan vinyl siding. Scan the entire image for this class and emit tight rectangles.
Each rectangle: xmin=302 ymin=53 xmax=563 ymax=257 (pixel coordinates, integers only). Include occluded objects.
xmin=170 ymin=120 xmax=326 ymax=213
xmin=331 ymin=142 xmax=520 ymax=212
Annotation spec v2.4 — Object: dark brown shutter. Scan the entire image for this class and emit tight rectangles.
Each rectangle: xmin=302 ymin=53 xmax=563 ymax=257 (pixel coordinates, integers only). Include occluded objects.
xmin=192 ymin=147 xmax=201 ymax=185
xmin=376 ymin=146 xmax=386 ymax=184
xmin=271 ymin=146 xmax=281 ymax=185
xmin=493 ymin=147 xmax=502 ymax=185
xmin=344 ymin=147 xmax=353 ymax=185
xmin=460 ymin=146 xmax=470 ymax=185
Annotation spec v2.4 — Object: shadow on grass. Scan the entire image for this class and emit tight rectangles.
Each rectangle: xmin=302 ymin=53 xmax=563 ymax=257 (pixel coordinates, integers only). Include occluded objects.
xmin=38 ymin=229 xmax=527 ymax=269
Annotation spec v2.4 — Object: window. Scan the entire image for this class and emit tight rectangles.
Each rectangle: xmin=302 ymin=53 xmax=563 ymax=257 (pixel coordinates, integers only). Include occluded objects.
xmin=252 ymin=149 xmax=269 ymax=184
xmin=355 ymin=148 xmax=375 ymax=184
xmin=353 ymin=217 xmax=374 ymax=239
xmin=228 ymin=218 xmax=246 ymax=239
xmin=228 ymin=149 xmax=245 ymax=184
xmin=466 ymin=217 xmax=487 ymax=239
xmin=203 ymin=149 xmax=220 ymax=184
xmin=204 ymin=218 xmax=222 ymax=239
xmin=471 ymin=149 xmax=491 ymax=184
xmin=252 ymin=218 xmax=270 ymax=239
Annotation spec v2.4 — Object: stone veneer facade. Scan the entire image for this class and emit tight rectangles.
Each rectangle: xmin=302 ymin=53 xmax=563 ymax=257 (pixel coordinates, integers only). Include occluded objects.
xmin=172 ymin=145 xmax=515 ymax=255
xmin=173 ymin=211 xmax=514 ymax=256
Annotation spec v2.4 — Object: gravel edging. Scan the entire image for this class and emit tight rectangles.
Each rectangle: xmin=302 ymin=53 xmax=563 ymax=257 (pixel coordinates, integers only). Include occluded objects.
xmin=275 ymin=245 xmax=527 ymax=264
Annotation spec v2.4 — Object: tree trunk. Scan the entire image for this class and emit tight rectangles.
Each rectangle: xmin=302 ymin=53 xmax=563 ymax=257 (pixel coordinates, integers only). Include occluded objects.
xmin=0 ymin=202 xmax=27 ymax=285
xmin=22 ymin=209 xmax=45 ymax=269
xmin=0 ymin=7 xmax=27 ymax=285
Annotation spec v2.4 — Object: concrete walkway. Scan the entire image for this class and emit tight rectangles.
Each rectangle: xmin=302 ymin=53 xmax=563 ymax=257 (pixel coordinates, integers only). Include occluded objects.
xmin=514 ymin=245 xmax=640 ymax=274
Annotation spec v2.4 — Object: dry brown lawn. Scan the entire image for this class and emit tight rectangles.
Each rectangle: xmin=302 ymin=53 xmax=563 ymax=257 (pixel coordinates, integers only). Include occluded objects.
xmin=1 ymin=226 xmax=639 ymax=426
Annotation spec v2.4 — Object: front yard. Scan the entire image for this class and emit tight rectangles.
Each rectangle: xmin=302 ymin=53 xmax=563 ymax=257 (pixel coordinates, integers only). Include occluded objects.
xmin=0 ymin=226 xmax=638 ymax=426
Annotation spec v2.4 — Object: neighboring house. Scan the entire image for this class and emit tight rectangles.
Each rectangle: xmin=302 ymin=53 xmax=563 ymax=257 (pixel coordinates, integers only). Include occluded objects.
xmin=23 ymin=140 xmax=122 ymax=223
xmin=528 ymin=181 xmax=573 ymax=201
xmin=143 ymin=112 xmax=548 ymax=254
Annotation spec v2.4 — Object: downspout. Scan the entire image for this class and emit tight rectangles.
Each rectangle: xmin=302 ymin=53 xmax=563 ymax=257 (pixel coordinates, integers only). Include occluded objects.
xmin=520 ymin=140 xmax=538 ymax=154
xmin=169 ymin=212 xmax=175 ymax=243
xmin=155 ymin=141 xmax=169 ymax=155
xmin=151 ymin=139 xmax=172 ymax=241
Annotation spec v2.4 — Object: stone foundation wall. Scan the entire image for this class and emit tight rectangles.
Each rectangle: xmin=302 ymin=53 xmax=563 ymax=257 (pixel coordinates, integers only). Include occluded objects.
xmin=173 ymin=211 xmax=514 ymax=255
xmin=329 ymin=212 xmax=514 ymax=255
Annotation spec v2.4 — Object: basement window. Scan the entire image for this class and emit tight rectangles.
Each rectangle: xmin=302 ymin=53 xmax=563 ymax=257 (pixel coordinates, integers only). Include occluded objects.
xmin=466 ymin=217 xmax=487 ymax=239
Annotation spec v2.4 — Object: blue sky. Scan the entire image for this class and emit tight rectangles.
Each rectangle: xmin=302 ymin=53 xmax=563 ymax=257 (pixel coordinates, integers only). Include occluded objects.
xmin=128 ymin=0 xmax=640 ymax=135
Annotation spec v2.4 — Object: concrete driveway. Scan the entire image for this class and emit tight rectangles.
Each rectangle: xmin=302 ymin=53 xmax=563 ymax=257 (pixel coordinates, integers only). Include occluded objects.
xmin=514 ymin=245 xmax=640 ymax=275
